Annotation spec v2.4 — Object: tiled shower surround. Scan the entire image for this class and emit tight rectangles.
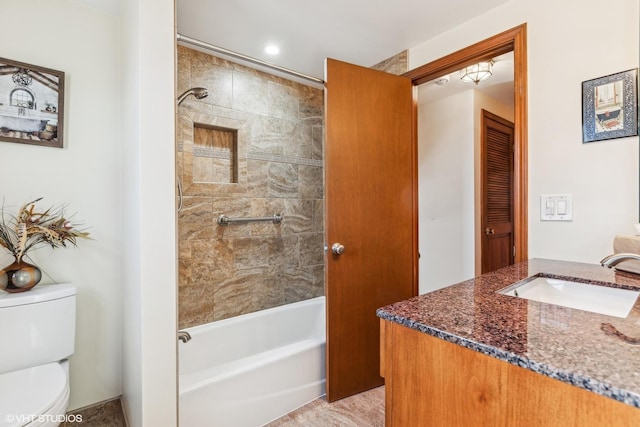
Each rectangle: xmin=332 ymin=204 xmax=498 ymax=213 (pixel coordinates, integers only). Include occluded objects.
xmin=177 ymin=46 xmax=324 ymax=328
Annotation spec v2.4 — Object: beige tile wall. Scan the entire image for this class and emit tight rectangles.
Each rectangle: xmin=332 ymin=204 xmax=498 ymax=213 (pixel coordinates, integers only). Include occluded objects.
xmin=177 ymin=46 xmax=324 ymax=328
xmin=371 ymin=50 xmax=409 ymax=75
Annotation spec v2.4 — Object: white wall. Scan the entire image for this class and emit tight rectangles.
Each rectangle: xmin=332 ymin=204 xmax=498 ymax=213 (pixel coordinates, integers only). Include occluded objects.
xmin=418 ymin=87 xmax=514 ymax=293
xmin=120 ymin=0 xmax=142 ymax=422
xmin=121 ymin=0 xmax=177 ymax=425
xmin=0 ymin=1 xmax=178 ymax=422
xmin=0 ymin=0 xmax=122 ymax=410
xmin=418 ymin=90 xmax=475 ymax=293
xmin=410 ymin=0 xmax=640 ymax=266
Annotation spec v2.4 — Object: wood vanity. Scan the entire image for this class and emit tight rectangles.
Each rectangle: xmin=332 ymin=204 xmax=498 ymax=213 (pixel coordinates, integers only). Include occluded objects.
xmin=378 ymin=259 xmax=640 ymax=426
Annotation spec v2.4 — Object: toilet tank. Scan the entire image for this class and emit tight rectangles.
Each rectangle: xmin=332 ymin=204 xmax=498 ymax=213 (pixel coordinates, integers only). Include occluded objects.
xmin=0 ymin=284 xmax=76 ymax=375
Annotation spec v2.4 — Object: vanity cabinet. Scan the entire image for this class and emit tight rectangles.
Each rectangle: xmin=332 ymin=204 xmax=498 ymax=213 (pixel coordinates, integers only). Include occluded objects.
xmin=380 ymin=318 xmax=640 ymax=427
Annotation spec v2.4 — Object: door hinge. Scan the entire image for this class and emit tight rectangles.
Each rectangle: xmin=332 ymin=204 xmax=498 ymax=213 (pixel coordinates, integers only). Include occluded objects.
xmin=513 ymin=245 xmax=516 ymax=259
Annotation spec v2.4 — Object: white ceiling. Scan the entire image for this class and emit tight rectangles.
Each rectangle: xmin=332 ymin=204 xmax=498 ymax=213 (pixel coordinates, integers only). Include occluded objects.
xmin=176 ymin=0 xmax=510 ymax=81
xmin=74 ymin=0 xmax=514 ymax=103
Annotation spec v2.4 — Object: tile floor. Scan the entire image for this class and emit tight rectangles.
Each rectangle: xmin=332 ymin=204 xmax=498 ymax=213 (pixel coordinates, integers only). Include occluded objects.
xmin=265 ymin=386 xmax=385 ymax=427
xmin=61 ymin=398 xmax=126 ymax=427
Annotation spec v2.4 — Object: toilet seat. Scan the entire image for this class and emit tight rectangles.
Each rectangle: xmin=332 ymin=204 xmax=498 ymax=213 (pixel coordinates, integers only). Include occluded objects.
xmin=0 ymin=363 xmax=69 ymax=427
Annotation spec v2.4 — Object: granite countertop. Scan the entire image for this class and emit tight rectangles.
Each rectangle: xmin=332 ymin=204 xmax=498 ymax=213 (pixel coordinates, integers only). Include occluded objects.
xmin=377 ymin=258 xmax=640 ymax=408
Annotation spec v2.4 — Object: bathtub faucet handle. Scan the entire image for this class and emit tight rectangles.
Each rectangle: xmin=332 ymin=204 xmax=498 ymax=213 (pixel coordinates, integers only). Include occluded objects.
xmin=178 ymin=330 xmax=192 ymax=343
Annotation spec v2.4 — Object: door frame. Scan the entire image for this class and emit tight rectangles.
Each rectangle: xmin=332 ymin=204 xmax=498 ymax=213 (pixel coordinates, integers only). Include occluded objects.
xmin=404 ymin=24 xmax=528 ymax=266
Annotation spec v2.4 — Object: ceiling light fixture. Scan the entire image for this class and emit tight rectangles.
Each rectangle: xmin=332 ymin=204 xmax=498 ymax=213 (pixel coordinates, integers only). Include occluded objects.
xmin=459 ymin=60 xmax=494 ymax=85
xmin=265 ymin=45 xmax=280 ymax=55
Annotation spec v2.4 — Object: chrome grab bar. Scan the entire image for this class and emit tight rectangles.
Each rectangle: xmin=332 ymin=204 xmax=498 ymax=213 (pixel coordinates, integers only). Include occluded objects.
xmin=217 ymin=214 xmax=283 ymax=226
xmin=176 ymin=174 xmax=184 ymax=213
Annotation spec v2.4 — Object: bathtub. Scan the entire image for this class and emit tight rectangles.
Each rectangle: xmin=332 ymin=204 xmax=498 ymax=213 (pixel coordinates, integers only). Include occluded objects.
xmin=179 ymin=296 xmax=326 ymax=427
xmin=0 ymin=113 xmax=48 ymax=132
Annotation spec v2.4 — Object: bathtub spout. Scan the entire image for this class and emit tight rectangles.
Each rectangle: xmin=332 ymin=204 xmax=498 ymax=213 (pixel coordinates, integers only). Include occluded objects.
xmin=178 ymin=330 xmax=192 ymax=343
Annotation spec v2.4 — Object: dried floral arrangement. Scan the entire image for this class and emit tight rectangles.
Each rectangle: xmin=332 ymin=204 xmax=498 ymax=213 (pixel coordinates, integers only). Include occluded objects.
xmin=0 ymin=198 xmax=90 ymax=263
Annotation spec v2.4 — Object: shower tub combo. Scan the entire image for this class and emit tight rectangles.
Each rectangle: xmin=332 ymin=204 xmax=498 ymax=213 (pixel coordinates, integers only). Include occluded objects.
xmin=179 ymin=296 xmax=326 ymax=427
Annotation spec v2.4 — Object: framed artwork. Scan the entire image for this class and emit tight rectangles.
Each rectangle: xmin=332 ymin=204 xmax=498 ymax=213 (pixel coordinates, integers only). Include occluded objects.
xmin=582 ymin=68 xmax=638 ymax=143
xmin=0 ymin=57 xmax=65 ymax=148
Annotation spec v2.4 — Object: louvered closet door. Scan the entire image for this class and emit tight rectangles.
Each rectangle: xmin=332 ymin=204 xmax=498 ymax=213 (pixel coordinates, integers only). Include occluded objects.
xmin=481 ymin=110 xmax=515 ymax=274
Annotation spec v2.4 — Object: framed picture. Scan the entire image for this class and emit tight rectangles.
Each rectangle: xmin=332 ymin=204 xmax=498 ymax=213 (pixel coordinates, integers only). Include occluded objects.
xmin=0 ymin=57 xmax=65 ymax=148
xmin=582 ymin=68 xmax=638 ymax=143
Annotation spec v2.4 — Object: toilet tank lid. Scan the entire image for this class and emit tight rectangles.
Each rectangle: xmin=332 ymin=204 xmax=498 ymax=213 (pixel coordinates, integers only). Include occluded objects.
xmin=0 ymin=284 xmax=76 ymax=308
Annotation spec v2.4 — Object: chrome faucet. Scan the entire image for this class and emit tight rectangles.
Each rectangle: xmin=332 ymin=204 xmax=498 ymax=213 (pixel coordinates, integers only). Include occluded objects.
xmin=600 ymin=253 xmax=640 ymax=268
xmin=178 ymin=330 xmax=192 ymax=343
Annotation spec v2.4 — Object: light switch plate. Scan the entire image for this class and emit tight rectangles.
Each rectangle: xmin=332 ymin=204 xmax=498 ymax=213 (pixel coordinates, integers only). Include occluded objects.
xmin=540 ymin=194 xmax=573 ymax=221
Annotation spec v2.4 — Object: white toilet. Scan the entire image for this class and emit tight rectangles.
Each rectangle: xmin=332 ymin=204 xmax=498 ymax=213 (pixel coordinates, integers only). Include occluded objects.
xmin=0 ymin=284 xmax=76 ymax=427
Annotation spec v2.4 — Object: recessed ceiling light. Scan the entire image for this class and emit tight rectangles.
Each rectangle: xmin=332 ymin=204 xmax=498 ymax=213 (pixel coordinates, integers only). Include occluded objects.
xmin=434 ymin=75 xmax=449 ymax=86
xmin=265 ymin=45 xmax=280 ymax=55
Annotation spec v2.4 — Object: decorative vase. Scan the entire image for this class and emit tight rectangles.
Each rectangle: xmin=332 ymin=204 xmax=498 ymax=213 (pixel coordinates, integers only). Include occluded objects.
xmin=0 ymin=259 xmax=42 ymax=293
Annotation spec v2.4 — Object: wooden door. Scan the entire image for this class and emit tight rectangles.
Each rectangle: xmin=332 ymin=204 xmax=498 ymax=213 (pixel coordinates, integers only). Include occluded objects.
xmin=324 ymin=58 xmax=417 ymax=401
xmin=481 ymin=110 xmax=515 ymax=274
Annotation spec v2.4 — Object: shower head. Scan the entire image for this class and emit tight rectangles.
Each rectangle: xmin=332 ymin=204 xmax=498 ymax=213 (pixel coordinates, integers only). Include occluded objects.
xmin=177 ymin=87 xmax=209 ymax=105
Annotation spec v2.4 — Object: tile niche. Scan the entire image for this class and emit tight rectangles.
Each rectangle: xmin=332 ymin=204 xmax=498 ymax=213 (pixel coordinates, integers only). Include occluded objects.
xmin=192 ymin=123 xmax=238 ymax=184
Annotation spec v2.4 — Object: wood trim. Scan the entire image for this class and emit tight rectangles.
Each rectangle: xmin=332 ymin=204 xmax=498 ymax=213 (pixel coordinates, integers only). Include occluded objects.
xmin=405 ymin=24 xmax=528 ymax=263
xmin=404 ymin=25 xmax=523 ymax=85
xmin=411 ymin=85 xmax=419 ymax=296
xmin=513 ymin=25 xmax=528 ymax=263
xmin=379 ymin=318 xmax=386 ymax=378
xmin=482 ymin=109 xmax=514 ymax=128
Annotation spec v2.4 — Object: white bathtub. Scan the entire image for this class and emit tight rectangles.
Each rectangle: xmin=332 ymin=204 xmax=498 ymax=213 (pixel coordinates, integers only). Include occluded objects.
xmin=179 ymin=296 xmax=326 ymax=427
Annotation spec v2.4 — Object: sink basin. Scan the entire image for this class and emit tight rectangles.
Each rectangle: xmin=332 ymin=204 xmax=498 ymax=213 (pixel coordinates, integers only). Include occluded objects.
xmin=499 ymin=276 xmax=640 ymax=318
